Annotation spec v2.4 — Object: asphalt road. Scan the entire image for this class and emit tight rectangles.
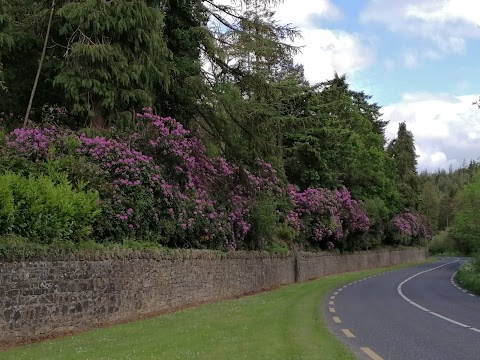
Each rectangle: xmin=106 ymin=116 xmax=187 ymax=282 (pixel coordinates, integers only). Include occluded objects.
xmin=324 ymin=258 xmax=480 ymax=360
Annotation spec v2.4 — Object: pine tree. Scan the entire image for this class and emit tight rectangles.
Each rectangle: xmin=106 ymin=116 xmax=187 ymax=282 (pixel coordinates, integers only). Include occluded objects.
xmin=388 ymin=122 xmax=418 ymax=208
xmin=0 ymin=0 xmax=52 ymax=121
xmin=194 ymin=2 xmax=302 ymax=167
xmin=54 ymin=0 xmax=171 ymax=128
xmin=0 ymin=0 xmax=14 ymax=90
xmin=155 ymin=0 xmax=208 ymax=124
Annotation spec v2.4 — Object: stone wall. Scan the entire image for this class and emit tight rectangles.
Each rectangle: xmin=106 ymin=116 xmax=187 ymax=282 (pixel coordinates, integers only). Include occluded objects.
xmin=297 ymin=248 xmax=426 ymax=282
xmin=0 ymin=248 xmax=426 ymax=347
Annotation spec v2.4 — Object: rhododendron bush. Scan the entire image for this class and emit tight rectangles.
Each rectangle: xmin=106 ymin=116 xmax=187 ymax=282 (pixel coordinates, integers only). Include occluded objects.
xmin=389 ymin=212 xmax=431 ymax=245
xmin=0 ymin=112 xmax=281 ymax=249
xmin=0 ymin=111 xmax=430 ymax=250
xmin=286 ymin=185 xmax=370 ymax=249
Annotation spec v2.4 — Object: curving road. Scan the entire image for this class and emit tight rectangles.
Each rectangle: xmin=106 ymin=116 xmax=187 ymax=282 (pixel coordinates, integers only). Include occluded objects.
xmin=324 ymin=258 xmax=480 ymax=360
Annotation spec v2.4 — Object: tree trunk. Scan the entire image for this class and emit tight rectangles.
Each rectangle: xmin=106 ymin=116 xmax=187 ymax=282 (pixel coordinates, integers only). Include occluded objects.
xmin=23 ymin=0 xmax=56 ymax=126
xmin=90 ymin=101 xmax=105 ymax=129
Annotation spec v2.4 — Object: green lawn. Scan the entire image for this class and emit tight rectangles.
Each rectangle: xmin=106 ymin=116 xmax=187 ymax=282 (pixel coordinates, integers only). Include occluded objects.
xmin=2 ymin=261 xmax=428 ymax=360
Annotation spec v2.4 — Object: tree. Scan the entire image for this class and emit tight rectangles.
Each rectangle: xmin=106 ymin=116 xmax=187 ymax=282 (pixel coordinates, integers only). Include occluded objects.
xmin=154 ymin=0 xmax=208 ymax=124
xmin=451 ymin=173 xmax=480 ymax=254
xmin=418 ymin=179 xmax=441 ymax=233
xmin=0 ymin=0 xmax=15 ymax=90
xmin=197 ymin=3 xmax=301 ymax=167
xmin=0 ymin=0 xmax=58 ymax=124
xmin=388 ymin=122 xmax=418 ymax=209
xmin=54 ymin=0 xmax=171 ymax=128
xmin=284 ymin=75 xmax=399 ymax=205
xmin=24 ymin=0 xmax=55 ymax=126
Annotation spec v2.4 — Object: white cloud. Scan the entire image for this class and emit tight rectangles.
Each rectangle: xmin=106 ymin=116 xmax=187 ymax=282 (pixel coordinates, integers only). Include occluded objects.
xmin=273 ymin=0 xmax=374 ymax=84
xmin=361 ymin=0 xmax=480 ymax=35
xmin=384 ymin=93 xmax=480 ymax=171
xmin=361 ymin=0 xmax=479 ymax=63
xmin=274 ymin=0 xmax=342 ymax=28
xmin=294 ymin=29 xmax=374 ymax=84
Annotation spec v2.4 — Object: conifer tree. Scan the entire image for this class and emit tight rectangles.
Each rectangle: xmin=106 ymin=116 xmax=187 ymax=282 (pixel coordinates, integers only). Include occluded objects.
xmin=54 ymin=0 xmax=171 ymax=128
xmin=388 ymin=122 xmax=418 ymax=208
xmin=0 ymin=0 xmax=55 ymax=122
xmin=155 ymin=0 xmax=208 ymax=124
xmin=201 ymin=3 xmax=302 ymax=166
xmin=0 ymin=0 xmax=14 ymax=90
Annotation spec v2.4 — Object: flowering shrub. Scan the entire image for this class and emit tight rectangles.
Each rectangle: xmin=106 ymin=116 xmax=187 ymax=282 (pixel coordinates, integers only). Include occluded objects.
xmin=0 ymin=112 xmax=282 ymax=249
xmin=389 ymin=212 xmax=431 ymax=245
xmin=3 ymin=110 xmax=431 ymax=252
xmin=286 ymin=185 xmax=369 ymax=249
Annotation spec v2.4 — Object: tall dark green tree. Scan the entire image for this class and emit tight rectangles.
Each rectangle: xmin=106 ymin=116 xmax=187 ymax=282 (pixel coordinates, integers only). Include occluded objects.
xmin=154 ymin=0 xmax=208 ymax=124
xmin=0 ymin=0 xmax=58 ymax=123
xmin=0 ymin=0 xmax=14 ymax=90
xmin=284 ymin=75 xmax=399 ymax=202
xmin=418 ymin=178 xmax=441 ymax=232
xmin=196 ymin=3 xmax=302 ymax=167
xmin=54 ymin=0 xmax=171 ymax=128
xmin=388 ymin=122 xmax=418 ymax=208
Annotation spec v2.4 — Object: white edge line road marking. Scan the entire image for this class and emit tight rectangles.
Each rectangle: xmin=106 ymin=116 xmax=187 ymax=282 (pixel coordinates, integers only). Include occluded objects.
xmin=330 ymin=296 xmax=335 ymax=300
xmin=361 ymin=347 xmax=384 ymax=360
xmin=329 ymin=307 xmax=335 ymax=313
xmin=329 ymin=301 xmax=334 ymax=305
xmin=397 ymin=258 xmax=479 ymax=333
xmin=333 ymin=316 xmax=341 ymax=323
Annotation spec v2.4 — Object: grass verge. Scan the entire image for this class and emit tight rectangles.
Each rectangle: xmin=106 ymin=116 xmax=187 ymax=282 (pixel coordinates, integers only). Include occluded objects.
xmin=456 ymin=255 xmax=480 ymax=295
xmin=1 ymin=261 xmax=430 ymax=360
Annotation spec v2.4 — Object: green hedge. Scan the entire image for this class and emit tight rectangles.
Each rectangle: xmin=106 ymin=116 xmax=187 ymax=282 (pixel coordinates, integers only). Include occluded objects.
xmin=0 ymin=172 xmax=100 ymax=242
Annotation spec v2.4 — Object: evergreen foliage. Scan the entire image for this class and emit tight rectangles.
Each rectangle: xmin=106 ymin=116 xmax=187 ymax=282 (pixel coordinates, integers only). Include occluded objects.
xmin=388 ymin=122 xmax=418 ymax=209
xmin=54 ymin=0 xmax=171 ymax=128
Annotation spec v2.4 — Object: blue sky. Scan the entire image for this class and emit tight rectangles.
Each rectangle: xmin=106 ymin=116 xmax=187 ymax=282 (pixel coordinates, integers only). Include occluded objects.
xmin=271 ymin=0 xmax=480 ymax=171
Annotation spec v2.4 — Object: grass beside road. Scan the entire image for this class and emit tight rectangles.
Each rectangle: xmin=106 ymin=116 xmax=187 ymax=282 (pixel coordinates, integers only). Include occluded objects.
xmin=2 ymin=261 xmax=430 ymax=360
xmin=456 ymin=254 xmax=480 ymax=295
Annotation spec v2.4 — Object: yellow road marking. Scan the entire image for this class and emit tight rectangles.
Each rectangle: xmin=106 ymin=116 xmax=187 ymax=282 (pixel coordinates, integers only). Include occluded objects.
xmin=333 ymin=316 xmax=341 ymax=323
xmin=341 ymin=329 xmax=355 ymax=338
xmin=329 ymin=301 xmax=334 ymax=305
xmin=361 ymin=347 xmax=384 ymax=360
xmin=329 ymin=307 xmax=335 ymax=313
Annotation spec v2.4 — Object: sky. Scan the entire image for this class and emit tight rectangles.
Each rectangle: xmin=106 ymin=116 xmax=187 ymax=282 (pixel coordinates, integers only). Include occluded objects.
xmin=270 ymin=0 xmax=480 ymax=172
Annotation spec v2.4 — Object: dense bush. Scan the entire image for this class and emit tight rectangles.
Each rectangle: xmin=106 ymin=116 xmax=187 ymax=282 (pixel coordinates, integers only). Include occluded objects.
xmin=0 ymin=172 xmax=100 ymax=242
